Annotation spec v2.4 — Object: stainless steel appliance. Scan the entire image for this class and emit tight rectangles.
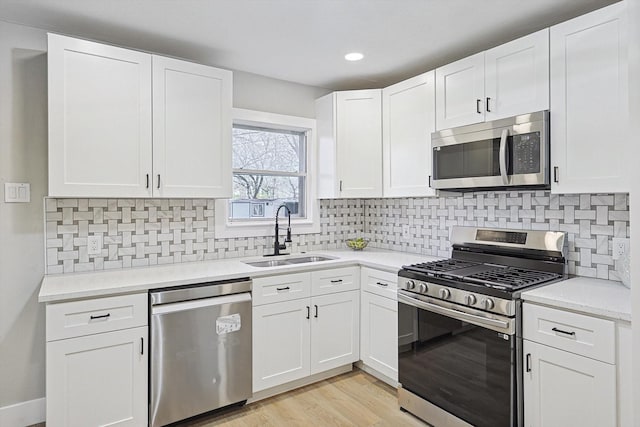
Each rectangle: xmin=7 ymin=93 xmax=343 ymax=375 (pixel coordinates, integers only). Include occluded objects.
xmin=431 ymin=111 xmax=550 ymax=191
xmin=149 ymin=278 xmax=252 ymax=427
xmin=397 ymin=226 xmax=566 ymax=427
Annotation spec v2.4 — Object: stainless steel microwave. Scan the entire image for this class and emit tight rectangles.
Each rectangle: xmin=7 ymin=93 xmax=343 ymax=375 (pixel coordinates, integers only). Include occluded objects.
xmin=431 ymin=111 xmax=550 ymax=191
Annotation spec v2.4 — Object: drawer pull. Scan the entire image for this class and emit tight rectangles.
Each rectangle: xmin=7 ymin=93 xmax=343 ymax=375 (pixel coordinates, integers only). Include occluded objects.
xmin=276 ymin=286 xmax=290 ymax=291
xmin=376 ymin=282 xmax=389 ymax=287
xmin=552 ymin=327 xmax=576 ymax=337
xmin=89 ymin=313 xmax=111 ymax=320
xmin=330 ymin=279 xmax=343 ymax=283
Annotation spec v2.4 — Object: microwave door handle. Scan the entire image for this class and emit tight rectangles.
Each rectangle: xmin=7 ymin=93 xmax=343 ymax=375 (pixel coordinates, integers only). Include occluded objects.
xmin=499 ymin=129 xmax=509 ymax=185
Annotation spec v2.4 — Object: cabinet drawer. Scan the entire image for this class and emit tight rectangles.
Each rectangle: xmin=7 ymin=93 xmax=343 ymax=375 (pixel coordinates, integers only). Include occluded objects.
xmin=252 ymin=272 xmax=311 ymax=306
xmin=311 ymin=267 xmax=360 ymax=296
xmin=47 ymin=293 xmax=148 ymax=341
xmin=523 ymin=303 xmax=615 ymax=364
xmin=361 ymin=267 xmax=398 ymax=300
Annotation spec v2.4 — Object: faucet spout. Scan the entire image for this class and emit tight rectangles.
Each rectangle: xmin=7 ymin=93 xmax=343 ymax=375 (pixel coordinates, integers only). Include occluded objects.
xmin=271 ymin=204 xmax=292 ymax=256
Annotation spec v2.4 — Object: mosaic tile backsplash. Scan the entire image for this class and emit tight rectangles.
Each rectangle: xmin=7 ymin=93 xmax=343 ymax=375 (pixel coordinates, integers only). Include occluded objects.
xmin=45 ymin=191 xmax=630 ymax=280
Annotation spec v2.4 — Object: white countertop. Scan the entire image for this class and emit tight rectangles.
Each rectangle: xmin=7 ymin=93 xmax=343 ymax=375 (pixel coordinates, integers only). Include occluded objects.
xmin=39 ymin=249 xmax=436 ymax=303
xmin=521 ymin=277 xmax=632 ymax=322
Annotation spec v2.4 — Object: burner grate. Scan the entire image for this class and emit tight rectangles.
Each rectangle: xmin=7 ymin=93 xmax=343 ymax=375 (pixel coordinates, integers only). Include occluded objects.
xmin=404 ymin=259 xmax=479 ymax=274
xmin=465 ymin=267 xmax=562 ymax=289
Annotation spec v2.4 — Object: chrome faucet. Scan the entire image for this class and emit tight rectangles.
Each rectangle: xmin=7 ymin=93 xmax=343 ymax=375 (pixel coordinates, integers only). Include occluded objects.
xmin=269 ymin=204 xmax=292 ymax=256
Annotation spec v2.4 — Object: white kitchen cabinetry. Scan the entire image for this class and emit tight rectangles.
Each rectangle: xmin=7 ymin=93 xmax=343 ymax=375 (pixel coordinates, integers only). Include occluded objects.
xmin=48 ymin=34 xmax=152 ymax=197
xmin=252 ymin=298 xmax=311 ymax=391
xmin=435 ymin=29 xmax=549 ymax=130
xmin=152 ymin=55 xmax=232 ymax=198
xmin=252 ymin=268 xmax=360 ymax=393
xmin=359 ymin=268 xmax=398 ymax=384
xmin=316 ymin=90 xmax=382 ymax=198
xmin=382 ymin=71 xmax=436 ymax=197
xmin=522 ymin=303 xmax=617 ymax=427
xmin=523 ymin=340 xmax=616 ymax=427
xmin=48 ymin=33 xmax=232 ymax=198
xmin=46 ymin=294 xmax=148 ymax=427
xmin=550 ymin=2 xmax=628 ymax=194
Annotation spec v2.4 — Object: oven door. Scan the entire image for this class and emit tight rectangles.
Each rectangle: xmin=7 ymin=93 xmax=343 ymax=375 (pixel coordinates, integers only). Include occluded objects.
xmin=398 ymin=291 xmax=517 ymax=427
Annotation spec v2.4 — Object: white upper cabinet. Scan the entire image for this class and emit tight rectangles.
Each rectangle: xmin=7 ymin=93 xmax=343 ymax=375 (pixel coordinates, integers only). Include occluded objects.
xmin=382 ymin=71 xmax=436 ymax=197
xmin=152 ymin=55 xmax=232 ymax=198
xmin=48 ymin=34 xmax=232 ymax=198
xmin=316 ymin=90 xmax=382 ymax=198
xmin=48 ymin=34 xmax=153 ymax=197
xmin=435 ymin=29 xmax=549 ymax=130
xmin=435 ymin=52 xmax=485 ymax=130
xmin=550 ymin=2 xmax=628 ymax=194
xmin=485 ymin=29 xmax=549 ymax=121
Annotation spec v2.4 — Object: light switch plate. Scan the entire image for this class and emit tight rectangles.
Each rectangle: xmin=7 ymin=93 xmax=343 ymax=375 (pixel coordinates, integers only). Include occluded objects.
xmin=4 ymin=183 xmax=30 ymax=203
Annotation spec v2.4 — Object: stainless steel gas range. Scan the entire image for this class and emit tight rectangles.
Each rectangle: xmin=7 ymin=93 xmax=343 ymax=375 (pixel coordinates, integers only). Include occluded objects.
xmin=397 ymin=226 xmax=567 ymax=427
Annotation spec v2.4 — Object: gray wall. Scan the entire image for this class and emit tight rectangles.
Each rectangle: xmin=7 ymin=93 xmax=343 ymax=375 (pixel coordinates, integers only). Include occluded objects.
xmin=0 ymin=19 xmax=328 ymax=410
xmin=0 ymin=21 xmax=48 ymax=408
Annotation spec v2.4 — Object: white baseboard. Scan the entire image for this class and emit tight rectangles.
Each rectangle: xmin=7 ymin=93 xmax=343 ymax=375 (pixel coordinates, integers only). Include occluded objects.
xmin=0 ymin=398 xmax=45 ymax=427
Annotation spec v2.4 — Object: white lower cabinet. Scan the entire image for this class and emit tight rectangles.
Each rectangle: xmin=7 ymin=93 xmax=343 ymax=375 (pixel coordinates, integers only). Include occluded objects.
xmin=360 ymin=291 xmax=397 ymax=382
xmin=310 ymin=290 xmax=360 ymax=375
xmin=46 ymin=326 xmax=148 ymax=427
xmin=252 ymin=299 xmax=311 ymax=392
xmin=45 ymin=293 xmax=148 ymax=427
xmin=523 ymin=340 xmax=616 ymax=427
xmin=252 ymin=269 xmax=360 ymax=393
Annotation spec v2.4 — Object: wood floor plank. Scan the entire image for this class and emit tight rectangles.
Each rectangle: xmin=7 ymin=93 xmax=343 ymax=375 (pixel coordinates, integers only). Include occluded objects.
xmin=181 ymin=369 xmax=427 ymax=426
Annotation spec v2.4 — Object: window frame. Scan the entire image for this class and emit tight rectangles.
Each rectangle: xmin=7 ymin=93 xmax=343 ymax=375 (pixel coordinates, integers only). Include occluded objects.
xmin=215 ymin=108 xmax=319 ymax=238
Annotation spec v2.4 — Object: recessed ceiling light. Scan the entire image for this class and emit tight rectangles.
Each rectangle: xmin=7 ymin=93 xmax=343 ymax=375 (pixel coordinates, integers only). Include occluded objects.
xmin=344 ymin=52 xmax=364 ymax=61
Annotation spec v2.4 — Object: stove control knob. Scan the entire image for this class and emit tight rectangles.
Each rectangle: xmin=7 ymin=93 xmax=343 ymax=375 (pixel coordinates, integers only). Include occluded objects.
xmin=439 ymin=288 xmax=451 ymax=299
xmin=483 ymin=298 xmax=495 ymax=310
xmin=406 ymin=280 xmax=416 ymax=290
xmin=465 ymin=294 xmax=477 ymax=306
xmin=419 ymin=283 xmax=428 ymax=293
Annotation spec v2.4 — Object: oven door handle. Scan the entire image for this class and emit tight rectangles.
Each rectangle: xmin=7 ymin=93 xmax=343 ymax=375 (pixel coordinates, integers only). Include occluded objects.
xmin=398 ymin=291 xmax=513 ymax=334
xmin=499 ymin=128 xmax=509 ymax=185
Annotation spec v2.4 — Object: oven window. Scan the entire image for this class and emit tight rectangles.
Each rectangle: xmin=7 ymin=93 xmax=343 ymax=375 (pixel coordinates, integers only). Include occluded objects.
xmin=398 ymin=304 xmax=514 ymax=427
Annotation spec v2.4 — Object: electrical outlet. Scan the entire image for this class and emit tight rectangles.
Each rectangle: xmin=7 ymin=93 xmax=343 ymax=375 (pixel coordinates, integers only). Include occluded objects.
xmin=87 ymin=235 xmax=102 ymax=256
xmin=402 ymin=225 xmax=410 ymax=240
xmin=612 ymin=238 xmax=629 ymax=261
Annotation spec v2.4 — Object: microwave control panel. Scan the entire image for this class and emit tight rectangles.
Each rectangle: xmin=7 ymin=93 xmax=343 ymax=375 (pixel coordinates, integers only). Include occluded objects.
xmin=512 ymin=132 xmax=541 ymax=174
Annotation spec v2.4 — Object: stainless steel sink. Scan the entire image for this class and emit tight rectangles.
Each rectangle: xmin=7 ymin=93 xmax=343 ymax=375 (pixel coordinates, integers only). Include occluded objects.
xmin=244 ymin=259 xmax=293 ymax=268
xmin=243 ymin=255 xmax=336 ymax=268
xmin=285 ymin=256 xmax=335 ymax=264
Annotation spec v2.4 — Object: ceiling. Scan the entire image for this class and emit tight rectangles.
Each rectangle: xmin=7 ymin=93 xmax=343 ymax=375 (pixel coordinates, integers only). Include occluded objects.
xmin=0 ymin=0 xmax=617 ymax=90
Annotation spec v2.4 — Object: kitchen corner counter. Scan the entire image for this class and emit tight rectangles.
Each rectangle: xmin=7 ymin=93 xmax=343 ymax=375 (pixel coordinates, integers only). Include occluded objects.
xmin=521 ymin=277 xmax=632 ymax=322
xmin=39 ymin=249 xmax=436 ymax=303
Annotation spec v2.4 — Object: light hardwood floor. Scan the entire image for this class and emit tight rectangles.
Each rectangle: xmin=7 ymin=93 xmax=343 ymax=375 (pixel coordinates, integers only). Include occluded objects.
xmin=183 ymin=370 xmax=427 ymax=427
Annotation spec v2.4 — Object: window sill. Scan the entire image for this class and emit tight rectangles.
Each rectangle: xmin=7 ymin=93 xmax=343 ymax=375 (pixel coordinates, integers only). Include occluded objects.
xmin=215 ymin=199 xmax=320 ymax=239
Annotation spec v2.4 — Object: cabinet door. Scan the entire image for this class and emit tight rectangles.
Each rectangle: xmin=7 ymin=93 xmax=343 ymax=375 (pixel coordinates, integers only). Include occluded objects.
xmin=336 ymin=90 xmax=382 ymax=198
xmin=48 ymin=34 xmax=153 ymax=197
xmin=485 ymin=29 xmax=549 ymax=121
xmin=310 ymin=290 xmax=360 ymax=375
xmin=153 ymin=56 xmax=232 ymax=198
xmin=382 ymin=71 xmax=436 ymax=197
xmin=252 ymin=299 xmax=310 ymax=392
xmin=523 ymin=340 xmax=616 ymax=427
xmin=435 ymin=52 xmax=485 ymax=130
xmin=550 ymin=2 xmax=628 ymax=193
xmin=46 ymin=327 xmax=148 ymax=427
xmin=360 ymin=291 xmax=398 ymax=382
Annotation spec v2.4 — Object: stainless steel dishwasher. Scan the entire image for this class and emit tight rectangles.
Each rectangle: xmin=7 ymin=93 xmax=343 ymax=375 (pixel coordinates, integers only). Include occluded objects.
xmin=149 ymin=278 xmax=252 ymax=427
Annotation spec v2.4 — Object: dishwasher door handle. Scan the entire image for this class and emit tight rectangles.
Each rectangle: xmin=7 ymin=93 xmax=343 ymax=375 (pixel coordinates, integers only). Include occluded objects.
xmin=151 ymin=292 xmax=251 ymax=315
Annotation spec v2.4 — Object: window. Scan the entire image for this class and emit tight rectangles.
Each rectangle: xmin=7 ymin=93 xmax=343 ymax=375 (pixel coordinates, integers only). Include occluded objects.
xmin=215 ymin=108 xmax=319 ymax=238
xmin=230 ymin=124 xmax=306 ymax=220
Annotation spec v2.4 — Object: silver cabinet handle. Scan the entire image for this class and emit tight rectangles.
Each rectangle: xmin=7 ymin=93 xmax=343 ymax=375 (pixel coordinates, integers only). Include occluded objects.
xmin=499 ymin=128 xmax=509 ymax=185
